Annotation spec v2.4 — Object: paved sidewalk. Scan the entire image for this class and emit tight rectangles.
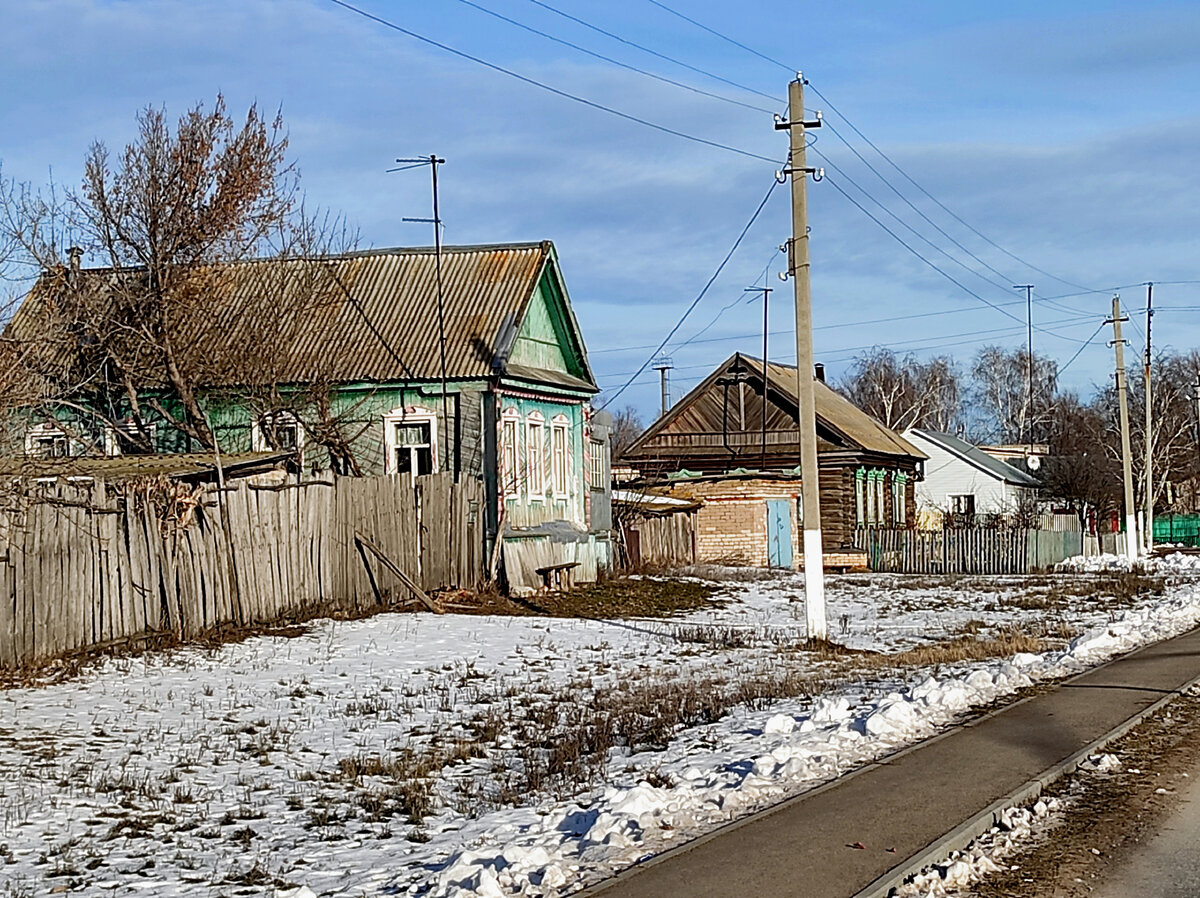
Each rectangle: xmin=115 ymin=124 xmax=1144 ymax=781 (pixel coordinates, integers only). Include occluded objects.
xmin=582 ymin=625 xmax=1200 ymax=898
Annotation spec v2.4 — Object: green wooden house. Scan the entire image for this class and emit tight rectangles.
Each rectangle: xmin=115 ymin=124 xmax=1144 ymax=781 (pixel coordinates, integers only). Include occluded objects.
xmin=6 ymin=241 xmax=613 ymax=592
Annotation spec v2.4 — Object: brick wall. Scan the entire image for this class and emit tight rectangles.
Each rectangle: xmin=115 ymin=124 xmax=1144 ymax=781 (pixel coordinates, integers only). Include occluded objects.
xmin=665 ymin=478 xmax=800 ymax=567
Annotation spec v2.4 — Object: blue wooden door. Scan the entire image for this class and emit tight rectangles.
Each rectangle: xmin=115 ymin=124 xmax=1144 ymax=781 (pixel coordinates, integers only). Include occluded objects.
xmin=767 ymin=500 xmax=793 ymax=568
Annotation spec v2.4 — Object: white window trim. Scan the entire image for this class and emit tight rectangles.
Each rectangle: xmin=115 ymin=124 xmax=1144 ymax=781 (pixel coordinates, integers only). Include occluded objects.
xmin=24 ymin=422 xmax=72 ymax=458
xmin=526 ymin=413 xmax=545 ymax=501
xmin=550 ymin=415 xmax=570 ymax=499
xmin=588 ymin=439 xmax=606 ymax=490
xmin=501 ymin=408 xmax=520 ymax=498
xmin=383 ymin=406 xmax=439 ymax=482
xmin=251 ymin=411 xmax=304 ymax=456
xmin=104 ymin=421 xmax=158 ymax=456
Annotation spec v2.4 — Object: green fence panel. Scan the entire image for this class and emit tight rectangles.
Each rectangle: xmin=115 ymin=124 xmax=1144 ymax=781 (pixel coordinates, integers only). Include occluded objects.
xmin=1154 ymin=514 xmax=1200 ymax=548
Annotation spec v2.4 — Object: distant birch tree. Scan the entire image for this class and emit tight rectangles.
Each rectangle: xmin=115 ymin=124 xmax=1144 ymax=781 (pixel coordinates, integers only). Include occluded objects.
xmin=839 ymin=347 xmax=961 ymax=432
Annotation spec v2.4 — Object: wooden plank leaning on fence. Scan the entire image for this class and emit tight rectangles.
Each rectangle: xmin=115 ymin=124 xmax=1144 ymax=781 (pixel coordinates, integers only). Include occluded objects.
xmin=354 ymin=530 xmax=440 ymax=613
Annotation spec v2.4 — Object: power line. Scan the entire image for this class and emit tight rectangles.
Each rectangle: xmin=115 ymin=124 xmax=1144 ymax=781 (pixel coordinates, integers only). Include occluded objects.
xmin=821 ymin=174 xmax=1088 ymax=343
xmin=672 ymin=251 xmax=779 ymax=349
xmin=1057 ymin=321 xmax=1107 ymax=376
xmin=595 ymin=312 xmax=1098 ymax=387
xmin=816 ymin=117 xmax=1028 ymax=294
xmin=525 ymin=0 xmax=784 ymax=105
xmin=811 ymin=147 xmax=1021 ymax=299
xmin=599 ymin=177 xmax=782 ymax=407
xmin=451 ymin=0 xmax=776 ymax=115
xmin=325 ymin=0 xmax=779 ymax=165
xmin=804 ymin=80 xmax=1099 ymax=295
xmin=642 ymin=0 xmax=794 ymax=73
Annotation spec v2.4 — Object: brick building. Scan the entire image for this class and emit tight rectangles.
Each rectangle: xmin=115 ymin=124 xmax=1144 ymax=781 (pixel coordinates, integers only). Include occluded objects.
xmin=623 ymin=354 xmax=926 ymax=569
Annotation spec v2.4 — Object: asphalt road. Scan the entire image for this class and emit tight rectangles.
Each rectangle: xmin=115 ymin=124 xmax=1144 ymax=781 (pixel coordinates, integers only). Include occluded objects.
xmin=1092 ymin=751 xmax=1200 ymax=898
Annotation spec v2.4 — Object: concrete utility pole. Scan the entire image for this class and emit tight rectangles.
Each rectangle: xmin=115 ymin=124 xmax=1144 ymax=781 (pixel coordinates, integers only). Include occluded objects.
xmin=777 ymin=76 xmax=827 ymax=640
xmin=1144 ymin=282 xmax=1154 ymax=553
xmin=1194 ymin=374 xmax=1200 ymax=510
xmin=1109 ymin=296 xmax=1139 ymax=561
xmin=652 ymin=356 xmax=673 ymax=418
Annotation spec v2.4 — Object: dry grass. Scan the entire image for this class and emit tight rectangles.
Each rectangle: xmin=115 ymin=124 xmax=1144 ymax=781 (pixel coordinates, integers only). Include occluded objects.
xmin=448 ymin=576 xmax=724 ymax=620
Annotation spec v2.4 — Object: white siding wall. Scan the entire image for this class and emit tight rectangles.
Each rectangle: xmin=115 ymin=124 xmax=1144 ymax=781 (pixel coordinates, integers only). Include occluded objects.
xmin=908 ymin=433 xmax=1032 ymax=514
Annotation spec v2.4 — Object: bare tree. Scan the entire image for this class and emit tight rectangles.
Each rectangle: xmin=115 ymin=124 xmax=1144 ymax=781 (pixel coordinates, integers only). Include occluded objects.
xmin=1039 ymin=392 xmax=1119 ymax=531
xmin=967 ymin=345 xmax=1058 ymax=445
xmin=1090 ymin=351 xmax=1200 ymax=516
xmin=610 ymin=405 xmax=644 ymax=462
xmin=839 ymin=347 xmax=961 ymax=432
xmin=1 ymin=95 xmax=329 ymax=454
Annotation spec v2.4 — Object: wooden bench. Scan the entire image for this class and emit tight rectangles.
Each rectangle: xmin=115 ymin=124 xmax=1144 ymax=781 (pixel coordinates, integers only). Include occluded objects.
xmin=536 ymin=561 xmax=580 ymax=591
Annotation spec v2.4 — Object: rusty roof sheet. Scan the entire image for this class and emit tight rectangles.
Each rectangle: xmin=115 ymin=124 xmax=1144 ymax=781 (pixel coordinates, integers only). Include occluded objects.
xmin=9 ymin=242 xmax=587 ymax=388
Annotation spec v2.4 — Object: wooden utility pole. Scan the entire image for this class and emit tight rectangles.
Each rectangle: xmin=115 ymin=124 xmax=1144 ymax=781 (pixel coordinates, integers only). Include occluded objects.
xmin=777 ymin=76 xmax=827 ymax=640
xmin=1109 ymin=296 xmax=1139 ymax=560
xmin=1144 ymin=282 xmax=1154 ymax=552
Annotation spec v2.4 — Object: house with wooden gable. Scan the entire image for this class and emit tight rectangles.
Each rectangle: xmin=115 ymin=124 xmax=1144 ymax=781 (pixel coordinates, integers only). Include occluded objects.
xmin=623 ymin=353 xmax=926 ymax=569
xmin=5 ymin=241 xmax=612 ymax=593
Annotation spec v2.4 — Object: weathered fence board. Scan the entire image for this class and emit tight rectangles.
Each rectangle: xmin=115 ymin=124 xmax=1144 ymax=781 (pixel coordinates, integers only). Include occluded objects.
xmin=0 ymin=472 xmax=483 ymax=668
xmin=868 ymin=528 xmax=1084 ymax=575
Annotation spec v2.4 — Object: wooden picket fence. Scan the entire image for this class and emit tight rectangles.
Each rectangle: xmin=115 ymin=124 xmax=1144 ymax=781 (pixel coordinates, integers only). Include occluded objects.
xmin=867 ymin=528 xmax=1085 ymax=575
xmin=0 ymin=472 xmax=483 ymax=669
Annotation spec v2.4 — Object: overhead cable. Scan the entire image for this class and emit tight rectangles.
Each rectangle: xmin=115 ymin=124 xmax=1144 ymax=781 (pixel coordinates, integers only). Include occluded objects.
xmin=599 ymin=177 xmax=782 ymax=407
xmin=325 ymin=0 xmax=779 ymax=165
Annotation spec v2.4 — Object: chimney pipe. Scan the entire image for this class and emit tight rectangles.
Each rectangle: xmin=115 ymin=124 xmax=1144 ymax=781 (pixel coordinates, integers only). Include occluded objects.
xmin=67 ymin=247 xmax=82 ymax=285
xmin=814 ymin=363 xmax=825 ymax=383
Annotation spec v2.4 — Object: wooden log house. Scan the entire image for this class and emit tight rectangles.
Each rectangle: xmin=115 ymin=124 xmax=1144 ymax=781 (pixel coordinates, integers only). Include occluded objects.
xmin=623 ymin=353 xmax=927 ymax=569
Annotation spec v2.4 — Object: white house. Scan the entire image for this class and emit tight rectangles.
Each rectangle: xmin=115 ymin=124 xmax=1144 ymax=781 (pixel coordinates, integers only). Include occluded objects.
xmin=904 ymin=429 xmax=1041 ymax=517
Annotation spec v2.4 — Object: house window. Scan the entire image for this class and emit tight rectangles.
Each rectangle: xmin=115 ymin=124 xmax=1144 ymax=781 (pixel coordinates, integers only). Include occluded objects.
xmin=873 ymin=471 xmax=886 ymax=526
xmin=527 ymin=414 xmax=545 ymax=499
xmin=383 ymin=407 xmax=438 ymax=482
xmin=25 ymin=424 xmax=70 ymax=458
xmin=501 ymin=410 xmax=519 ymax=497
xmin=855 ymin=468 xmax=866 ymax=527
xmin=950 ymin=494 xmax=976 ymax=516
xmin=105 ymin=421 xmax=158 ymax=456
xmin=588 ymin=439 xmax=606 ymax=490
xmin=251 ymin=411 xmax=302 ymax=456
xmin=551 ymin=416 xmax=569 ymax=497
xmin=892 ymin=472 xmax=908 ymax=526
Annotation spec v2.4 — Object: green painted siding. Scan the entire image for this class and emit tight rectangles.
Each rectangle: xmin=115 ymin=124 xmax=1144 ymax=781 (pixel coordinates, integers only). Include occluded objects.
xmin=496 ymin=391 xmax=588 ymax=529
xmin=507 ymin=271 xmax=587 ymax=380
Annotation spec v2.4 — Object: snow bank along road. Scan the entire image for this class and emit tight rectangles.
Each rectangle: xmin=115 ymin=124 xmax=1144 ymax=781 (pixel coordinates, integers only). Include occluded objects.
xmin=584 ymin=585 xmax=1200 ymax=898
xmin=0 ymin=558 xmax=1197 ymax=897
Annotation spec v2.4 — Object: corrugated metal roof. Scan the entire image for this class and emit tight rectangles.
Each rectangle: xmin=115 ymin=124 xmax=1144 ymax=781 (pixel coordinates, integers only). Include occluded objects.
xmin=9 ymin=242 xmax=592 ymax=388
xmin=907 ymin=429 xmax=1041 ymax=487
xmin=757 ymin=358 xmax=927 ymax=460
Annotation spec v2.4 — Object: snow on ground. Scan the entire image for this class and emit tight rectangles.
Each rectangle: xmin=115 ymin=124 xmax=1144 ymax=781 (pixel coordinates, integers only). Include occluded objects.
xmin=1 ymin=560 xmax=1198 ymax=897
xmin=1059 ymin=550 xmax=1200 ymax=573
xmin=895 ymin=794 xmax=1067 ymax=897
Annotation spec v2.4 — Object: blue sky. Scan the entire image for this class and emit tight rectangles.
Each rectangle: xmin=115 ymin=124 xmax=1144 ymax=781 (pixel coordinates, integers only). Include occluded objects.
xmin=3 ymin=0 xmax=1200 ymax=419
